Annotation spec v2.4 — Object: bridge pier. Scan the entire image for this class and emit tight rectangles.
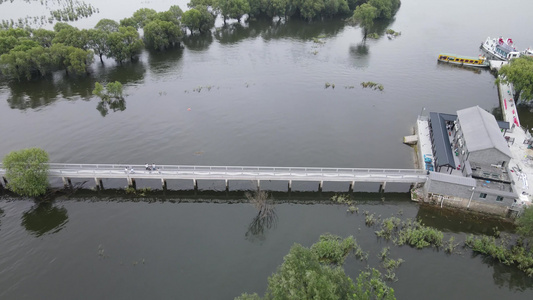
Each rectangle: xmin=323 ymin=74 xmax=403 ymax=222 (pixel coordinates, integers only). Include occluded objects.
xmin=94 ymin=178 xmax=103 ymax=190
xmin=379 ymin=182 xmax=387 ymax=193
xmin=318 ymin=181 xmax=323 ymax=192
xmin=225 ymin=179 xmax=229 ymax=192
xmin=193 ymin=179 xmax=198 ymax=191
xmin=288 ymin=180 xmax=292 ymax=192
xmin=162 ymin=178 xmax=167 ymax=190
xmin=349 ymin=181 xmax=355 ymax=193
xmin=257 ymin=180 xmax=260 ymax=190
xmin=62 ymin=177 xmax=73 ymax=189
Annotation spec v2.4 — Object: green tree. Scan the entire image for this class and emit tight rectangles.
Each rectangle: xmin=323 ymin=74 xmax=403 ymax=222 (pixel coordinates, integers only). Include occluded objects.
xmin=143 ymin=20 xmax=183 ymax=51
xmin=182 ymin=6 xmax=215 ymax=34
xmin=93 ymin=81 xmax=124 ymax=101
xmin=236 ymin=234 xmax=395 ymax=300
xmin=94 ymin=18 xmax=120 ymax=32
xmin=182 ymin=9 xmax=202 ymax=34
xmin=368 ymin=0 xmax=400 ymax=19
xmin=131 ymin=8 xmax=158 ymax=29
xmin=517 ymin=205 xmax=533 ymax=238
xmin=219 ymin=0 xmax=251 ymax=23
xmin=2 ymin=148 xmax=49 ymax=197
xmin=0 ymin=49 xmax=33 ymax=80
xmin=52 ymin=23 xmax=89 ymax=49
xmin=299 ymin=0 xmax=325 ymax=21
xmin=87 ymin=29 xmax=109 ymax=63
xmin=268 ymin=0 xmax=296 ymax=19
xmin=266 ymin=244 xmax=355 ymax=299
xmin=107 ymin=26 xmax=144 ymax=63
xmin=497 ymin=56 xmax=533 ymax=102
xmin=30 ymin=28 xmax=56 ymax=47
xmin=323 ymin=0 xmax=350 ymax=17
xmin=352 ymin=3 xmax=378 ymax=40
xmin=49 ymin=43 xmax=93 ymax=75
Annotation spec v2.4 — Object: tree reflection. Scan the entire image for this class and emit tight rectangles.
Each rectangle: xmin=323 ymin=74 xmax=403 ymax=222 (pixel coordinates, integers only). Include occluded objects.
xmin=214 ymin=22 xmax=262 ymax=45
xmin=4 ymin=61 xmax=146 ymax=116
xmin=147 ymin=47 xmax=184 ymax=76
xmin=415 ymin=205 xmax=515 ymax=235
xmin=245 ymin=189 xmax=278 ymax=241
xmin=474 ymin=253 xmax=533 ymax=291
xmin=182 ymin=33 xmax=214 ymax=51
xmin=21 ymin=203 xmax=68 ymax=237
xmin=349 ymin=43 xmax=370 ymax=68
xmin=96 ymin=98 xmax=126 ymax=117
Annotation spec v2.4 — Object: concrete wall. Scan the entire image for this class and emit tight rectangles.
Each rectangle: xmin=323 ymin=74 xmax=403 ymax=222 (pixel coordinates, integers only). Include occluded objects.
xmin=468 ymin=148 xmax=510 ymax=168
xmin=424 ymin=193 xmax=509 ymax=216
xmin=423 ymin=175 xmax=516 ymax=216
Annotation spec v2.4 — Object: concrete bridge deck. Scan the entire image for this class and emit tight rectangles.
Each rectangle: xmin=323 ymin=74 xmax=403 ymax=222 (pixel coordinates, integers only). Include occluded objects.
xmin=1 ymin=163 xmax=428 ymax=192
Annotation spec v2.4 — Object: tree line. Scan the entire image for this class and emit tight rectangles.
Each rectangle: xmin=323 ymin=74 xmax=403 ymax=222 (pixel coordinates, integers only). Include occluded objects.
xmin=0 ymin=0 xmax=400 ymax=81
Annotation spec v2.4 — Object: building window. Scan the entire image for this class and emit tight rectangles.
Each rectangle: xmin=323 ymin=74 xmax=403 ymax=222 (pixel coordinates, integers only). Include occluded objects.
xmin=496 ymin=196 xmax=504 ymax=202
xmin=479 ymin=193 xmax=487 ymax=199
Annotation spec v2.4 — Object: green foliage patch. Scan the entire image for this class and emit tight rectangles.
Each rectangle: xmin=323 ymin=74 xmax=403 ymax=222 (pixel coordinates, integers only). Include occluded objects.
xmin=2 ymin=148 xmax=49 ymax=197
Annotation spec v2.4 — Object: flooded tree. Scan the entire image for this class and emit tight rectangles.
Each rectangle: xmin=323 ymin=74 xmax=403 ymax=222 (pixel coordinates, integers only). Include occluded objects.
xmin=2 ymin=148 xmax=49 ymax=197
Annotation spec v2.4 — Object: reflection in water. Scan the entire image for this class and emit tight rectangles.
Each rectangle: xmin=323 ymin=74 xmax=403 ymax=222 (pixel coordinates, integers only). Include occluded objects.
xmin=349 ymin=43 xmax=370 ymax=68
xmin=436 ymin=61 xmax=483 ymax=75
xmin=147 ymin=47 xmax=184 ymax=76
xmin=262 ymin=18 xmax=345 ymax=41
xmin=21 ymin=203 xmax=68 ymax=237
xmin=182 ymin=33 xmax=214 ymax=51
xmin=477 ymin=253 xmax=533 ymax=291
xmin=96 ymin=98 xmax=126 ymax=117
xmin=4 ymin=60 xmax=146 ymax=115
xmin=214 ymin=23 xmax=261 ymax=45
xmin=245 ymin=190 xmax=278 ymax=242
xmin=415 ymin=205 xmax=515 ymax=235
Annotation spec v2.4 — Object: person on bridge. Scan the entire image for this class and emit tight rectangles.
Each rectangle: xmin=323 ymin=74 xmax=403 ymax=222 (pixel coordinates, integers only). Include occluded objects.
xmin=145 ymin=163 xmax=150 ymax=171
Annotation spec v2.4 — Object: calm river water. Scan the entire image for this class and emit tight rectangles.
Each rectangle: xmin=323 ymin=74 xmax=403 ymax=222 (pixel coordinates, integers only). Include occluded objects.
xmin=1 ymin=0 xmax=533 ymax=298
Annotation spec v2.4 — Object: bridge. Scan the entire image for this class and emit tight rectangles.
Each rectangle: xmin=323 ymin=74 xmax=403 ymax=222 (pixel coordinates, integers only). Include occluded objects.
xmin=0 ymin=163 xmax=427 ymax=192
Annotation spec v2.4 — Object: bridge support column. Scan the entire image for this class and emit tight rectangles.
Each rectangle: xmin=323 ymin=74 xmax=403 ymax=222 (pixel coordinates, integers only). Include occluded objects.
xmin=257 ymin=180 xmax=260 ymax=190
xmin=379 ymin=182 xmax=387 ymax=193
xmin=318 ymin=181 xmax=323 ymax=192
xmin=95 ymin=178 xmax=103 ymax=190
xmin=161 ymin=179 xmax=167 ymax=190
xmin=288 ymin=180 xmax=292 ymax=192
xmin=193 ymin=179 xmax=198 ymax=191
xmin=225 ymin=180 xmax=229 ymax=192
xmin=349 ymin=181 xmax=355 ymax=193
xmin=62 ymin=177 xmax=72 ymax=189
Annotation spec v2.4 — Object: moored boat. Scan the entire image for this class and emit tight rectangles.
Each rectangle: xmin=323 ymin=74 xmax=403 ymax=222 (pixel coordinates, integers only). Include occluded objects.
xmin=437 ymin=53 xmax=489 ymax=68
xmin=522 ymin=48 xmax=533 ymax=58
xmin=480 ymin=37 xmax=520 ymax=61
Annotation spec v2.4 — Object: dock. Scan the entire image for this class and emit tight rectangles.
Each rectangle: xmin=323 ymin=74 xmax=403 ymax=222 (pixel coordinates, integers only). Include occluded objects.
xmin=0 ymin=163 xmax=427 ymax=192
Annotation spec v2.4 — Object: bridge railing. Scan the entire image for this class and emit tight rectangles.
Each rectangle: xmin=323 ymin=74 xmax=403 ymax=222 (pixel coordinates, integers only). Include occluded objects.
xmin=1 ymin=163 xmax=427 ymax=177
xmin=44 ymin=163 xmax=425 ymax=173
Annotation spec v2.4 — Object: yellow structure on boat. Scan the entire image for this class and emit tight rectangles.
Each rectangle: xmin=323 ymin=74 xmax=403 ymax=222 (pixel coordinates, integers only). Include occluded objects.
xmin=437 ymin=53 xmax=489 ymax=68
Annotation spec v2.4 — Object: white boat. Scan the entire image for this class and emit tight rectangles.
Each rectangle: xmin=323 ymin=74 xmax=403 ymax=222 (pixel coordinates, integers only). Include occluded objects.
xmin=480 ymin=37 xmax=520 ymax=61
xmin=522 ymin=48 xmax=533 ymax=57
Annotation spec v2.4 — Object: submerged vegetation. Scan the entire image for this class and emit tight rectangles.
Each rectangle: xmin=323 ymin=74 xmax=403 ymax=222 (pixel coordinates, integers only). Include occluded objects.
xmin=0 ymin=0 xmax=98 ymax=29
xmin=373 ymin=217 xmax=443 ymax=249
xmin=361 ymin=81 xmax=384 ymax=91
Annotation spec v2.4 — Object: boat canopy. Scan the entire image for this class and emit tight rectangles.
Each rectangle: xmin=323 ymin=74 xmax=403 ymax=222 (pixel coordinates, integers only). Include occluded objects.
xmin=439 ymin=53 xmax=485 ymax=61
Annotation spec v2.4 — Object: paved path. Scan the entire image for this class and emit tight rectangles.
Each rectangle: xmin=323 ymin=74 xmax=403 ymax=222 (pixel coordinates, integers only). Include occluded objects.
xmin=1 ymin=163 xmax=427 ymax=185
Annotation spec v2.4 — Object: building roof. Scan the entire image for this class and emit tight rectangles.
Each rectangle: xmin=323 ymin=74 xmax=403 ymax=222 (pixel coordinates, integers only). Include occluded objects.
xmin=429 ymin=112 xmax=456 ymax=169
xmin=429 ymin=171 xmax=476 ymax=187
xmin=457 ymin=106 xmax=512 ymax=158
